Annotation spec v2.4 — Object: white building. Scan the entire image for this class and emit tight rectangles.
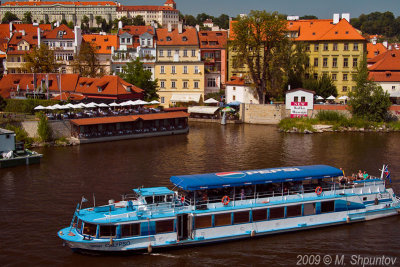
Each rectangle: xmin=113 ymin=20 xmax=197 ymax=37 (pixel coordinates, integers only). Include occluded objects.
xmin=369 ymin=72 xmax=400 ymax=101
xmin=285 ymin=88 xmax=315 ymax=118
xmin=116 ymin=0 xmax=179 ymax=29
xmin=225 ymin=76 xmax=259 ymax=104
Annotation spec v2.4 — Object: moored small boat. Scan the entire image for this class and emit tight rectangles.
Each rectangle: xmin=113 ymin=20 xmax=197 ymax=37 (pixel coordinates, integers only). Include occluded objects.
xmin=58 ymin=165 xmax=400 ymax=254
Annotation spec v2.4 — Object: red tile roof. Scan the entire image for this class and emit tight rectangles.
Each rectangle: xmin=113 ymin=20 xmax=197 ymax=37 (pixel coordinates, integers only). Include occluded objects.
xmin=43 ymin=24 xmax=74 ymax=39
xmin=368 ymin=50 xmax=400 ymax=71
xmin=75 ymin=75 xmax=143 ymax=96
xmin=226 ymin=76 xmax=246 ymax=86
xmin=70 ymin=111 xmax=188 ymax=126
xmin=117 ymin=5 xmax=175 ymax=11
xmin=369 ymin=71 xmax=400 ymax=82
xmin=198 ymin=31 xmax=227 ymax=49
xmin=2 ymin=1 xmax=117 ymax=6
xmin=122 ymin=25 xmax=155 ymax=36
xmin=367 ymin=43 xmax=387 ymax=60
xmin=12 ymin=24 xmax=51 ymax=34
xmin=82 ymin=34 xmax=118 ymax=54
xmin=287 ymin=19 xmax=365 ymax=41
xmin=156 ymin=28 xmax=199 ymax=46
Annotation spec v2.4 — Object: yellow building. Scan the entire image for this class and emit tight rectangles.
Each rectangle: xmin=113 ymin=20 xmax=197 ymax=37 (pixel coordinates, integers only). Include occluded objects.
xmin=288 ymin=16 xmax=367 ymax=96
xmin=155 ymin=26 xmax=204 ymax=107
xmin=228 ymin=15 xmax=367 ymax=96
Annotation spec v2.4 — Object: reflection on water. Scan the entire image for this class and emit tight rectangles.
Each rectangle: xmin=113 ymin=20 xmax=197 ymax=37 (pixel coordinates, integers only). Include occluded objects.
xmin=0 ymin=123 xmax=399 ymax=266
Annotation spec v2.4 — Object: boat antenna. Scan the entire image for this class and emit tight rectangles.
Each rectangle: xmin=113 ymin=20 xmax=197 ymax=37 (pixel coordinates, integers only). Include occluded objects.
xmin=93 ymin=193 xmax=96 ymax=207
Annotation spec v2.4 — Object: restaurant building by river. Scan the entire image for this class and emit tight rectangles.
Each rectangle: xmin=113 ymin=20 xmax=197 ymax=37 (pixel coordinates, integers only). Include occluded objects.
xmin=69 ymin=111 xmax=189 ymax=144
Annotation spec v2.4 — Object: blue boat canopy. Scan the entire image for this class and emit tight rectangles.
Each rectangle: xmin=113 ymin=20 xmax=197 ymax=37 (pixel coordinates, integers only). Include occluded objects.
xmin=170 ymin=165 xmax=343 ymax=191
xmin=133 ymin=187 xmax=174 ymax=196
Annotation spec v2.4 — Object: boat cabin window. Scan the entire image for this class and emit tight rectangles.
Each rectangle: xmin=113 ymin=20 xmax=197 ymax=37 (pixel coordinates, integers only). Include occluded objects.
xmin=214 ymin=213 xmax=231 ymax=226
xmin=145 ymin=196 xmax=154 ymax=204
xmin=233 ymin=211 xmax=250 ymax=224
xmin=121 ymin=223 xmax=140 ymax=237
xmin=99 ymin=225 xmax=116 ymax=238
xmin=156 ymin=219 xmax=174 ymax=233
xmin=154 ymin=195 xmax=165 ymax=203
xmin=195 ymin=215 xmax=212 ymax=229
xmin=286 ymin=205 xmax=302 ymax=217
xmin=321 ymin=201 xmax=335 ymax=213
xmin=83 ymin=222 xmax=97 ymax=236
xmin=303 ymin=203 xmax=316 ymax=216
xmin=252 ymin=208 xmax=267 ymax=222
xmin=269 ymin=207 xmax=285 ymax=220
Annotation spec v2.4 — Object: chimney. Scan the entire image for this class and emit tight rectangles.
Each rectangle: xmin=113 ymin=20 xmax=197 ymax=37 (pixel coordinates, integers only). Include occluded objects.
xmin=341 ymin=13 xmax=350 ymax=22
xmin=372 ymin=37 xmax=377 ymax=45
xmin=168 ymin=23 xmax=172 ymax=33
xmin=178 ymin=21 xmax=183 ymax=34
xmin=118 ymin=20 xmax=123 ymax=29
xmin=74 ymin=25 xmax=82 ymax=53
xmin=37 ymin=27 xmax=41 ymax=47
xmin=195 ymin=25 xmax=200 ymax=31
xmin=333 ymin=13 xmax=340 ymax=24
xmin=383 ymin=41 xmax=388 ymax=48
xmin=20 ymin=30 xmax=25 ymax=36
xmin=9 ymin=22 xmax=13 ymax=38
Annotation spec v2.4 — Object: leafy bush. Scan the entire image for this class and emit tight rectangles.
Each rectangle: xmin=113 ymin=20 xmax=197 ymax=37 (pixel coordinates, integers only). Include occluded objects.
xmin=278 ymin=118 xmax=316 ymax=132
xmin=37 ymin=112 xmax=52 ymax=142
xmin=5 ymin=124 xmax=34 ymax=148
xmin=316 ymin=111 xmax=347 ymax=122
xmin=5 ymin=99 xmax=59 ymax=114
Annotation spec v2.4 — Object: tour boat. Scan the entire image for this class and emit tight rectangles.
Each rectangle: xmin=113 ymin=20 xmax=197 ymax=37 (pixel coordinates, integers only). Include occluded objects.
xmin=58 ymin=165 xmax=400 ymax=253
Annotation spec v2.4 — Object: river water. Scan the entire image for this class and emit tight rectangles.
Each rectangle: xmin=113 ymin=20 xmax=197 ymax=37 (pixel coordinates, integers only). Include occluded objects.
xmin=1 ymin=123 xmax=399 ymax=266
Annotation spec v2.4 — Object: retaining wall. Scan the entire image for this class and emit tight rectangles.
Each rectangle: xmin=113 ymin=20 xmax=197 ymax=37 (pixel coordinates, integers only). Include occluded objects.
xmin=21 ymin=120 xmax=71 ymax=139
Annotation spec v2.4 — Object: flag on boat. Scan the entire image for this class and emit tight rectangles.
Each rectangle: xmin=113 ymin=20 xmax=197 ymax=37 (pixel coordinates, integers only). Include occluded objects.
xmin=384 ymin=166 xmax=392 ymax=183
xmin=81 ymin=196 xmax=88 ymax=203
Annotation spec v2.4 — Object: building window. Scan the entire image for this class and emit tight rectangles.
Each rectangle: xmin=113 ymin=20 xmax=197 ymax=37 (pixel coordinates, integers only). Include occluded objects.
xmin=313 ymin=73 xmax=318 ymax=80
xmin=343 ymin=58 xmax=348 ymax=68
xmin=343 ymin=74 xmax=348 ymax=81
xmin=314 ymin=44 xmax=319 ymax=52
xmin=305 ymin=44 xmax=310 ymax=51
xmin=207 ymin=78 xmax=216 ymax=88
xmin=233 ymin=87 xmax=236 ymax=91
xmin=232 ymin=95 xmax=236 ymax=101
xmin=342 ymin=86 xmax=348 ymax=92
xmin=183 ymin=66 xmax=188 ymax=74
xmin=194 ymin=66 xmax=199 ymax=74
xmin=323 ymin=58 xmax=328 ymax=67
xmin=183 ymin=50 xmax=188 ymax=57
xmin=332 ymin=58 xmax=337 ymax=68
xmin=160 ymin=66 xmax=165 ymax=74
xmin=160 ymin=81 xmax=165 ymax=88
xmin=314 ymin=58 xmax=318 ymax=67
xmin=353 ymin=58 xmax=358 ymax=68
xmin=332 ymin=74 xmax=337 ymax=81
xmin=333 ymin=43 xmax=338 ymax=51
xmin=344 ymin=43 xmax=349 ymax=51
xmin=192 ymin=50 xmax=196 ymax=57
xmin=194 ymin=81 xmax=199 ymax=88
xmin=323 ymin=43 xmax=328 ymax=51
xmin=183 ymin=81 xmax=188 ymax=88
xmin=161 ymin=97 xmax=165 ymax=103
xmin=171 ymin=81 xmax=176 ymax=88
xmin=171 ymin=66 xmax=176 ymax=74
xmin=353 ymin=43 xmax=359 ymax=51
xmin=167 ymin=50 xmax=172 ymax=57
xmin=159 ymin=50 xmax=164 ymax=57
xmin=301 ymin=96 xmax=306 ymax=102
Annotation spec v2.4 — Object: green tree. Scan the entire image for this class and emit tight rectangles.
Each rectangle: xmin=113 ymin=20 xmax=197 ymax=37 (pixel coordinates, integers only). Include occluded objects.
xmin=132 ymin=15 xmax=145 ymax=26
xmin=196 ymin=13 xmax=214 ymax=24
xmin=67 ymin=21 xmax=74 ymax=29
xmin=72 ymin=41 xmax=104 ymax=78
xmin=282 ymin=42 xmax=310 ymax=92
xmin=184 ymin=15 xmax=197 ymax=27
xmin=61 ymin=18 xmax=68 ymax=26
xmin=214 ymin=14 xmax=230 ymax=29
xmin=230 ymin=11 xmax=301 ymax=103
xmin=23 ymin=44 xmax=60 ymax=73
xmin=37 ymin=113 xmax=52 ymax=142
xmin=118 ymin=58 xmax=159 ymax=101
xmin=303 ymin=75 xmax=337 ymax=98
xmin=2 ymin=12 xmax=19 ymax=23
xmin=351 ymin=12 xmax=400 ymax=38
xmin=81 ymin=15 xmax=90 ymax=31
xmin=95 ymin=16 xmax=103 ymax=27
xmin=22 ymin=12 xmax=33 ymax=24
xmin=348 ymin=59 xmax=391 ymax=122
xmin=120 ymin=16 xmax=133 ymax=26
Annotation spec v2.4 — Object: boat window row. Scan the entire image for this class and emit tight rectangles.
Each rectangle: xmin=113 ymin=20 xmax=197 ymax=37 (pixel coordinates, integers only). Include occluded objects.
xmin=77 ymin=200 xmax=336 ymax=238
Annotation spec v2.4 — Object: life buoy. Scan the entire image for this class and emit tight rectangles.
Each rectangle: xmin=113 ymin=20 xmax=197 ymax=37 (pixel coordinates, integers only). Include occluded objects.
xmin=222 ymin=195 xmax=230 ymax=205
xmin=180 ymin=196 xmax=185 ymax=204
xmin=315 ymin=186 xmax=323 ymax=195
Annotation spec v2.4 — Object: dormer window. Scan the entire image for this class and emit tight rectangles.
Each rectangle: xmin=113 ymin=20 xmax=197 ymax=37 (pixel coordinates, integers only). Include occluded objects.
xmin=166 ymin=36 xmax=172 ymax=41
xmin=97 ymin=86 xmax=103 ymax=92
xmin=126 ymin=86 xmax=132 ymax=92
xmin=182 ymin=37 xmax=188 ymax=41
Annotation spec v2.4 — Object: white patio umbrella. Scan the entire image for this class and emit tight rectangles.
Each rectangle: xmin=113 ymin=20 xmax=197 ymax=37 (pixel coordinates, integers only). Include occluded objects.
xmin=85 ymin=103 xmax=98 ymax=108
xmin=46 ymin=105 xmax=56 ymax=110
xmin=57 ymin=105 xmax=68 ymax=109
xmin=66 ymin=103 xmax=75 ymax=109
xmin=338 ymin=96 xmax=349 ymax=100
xmin=109 ymin=102 xmax=120 ymax=107
xmin=326 ymin=95 xmax=336 ymax=100
xmin=149 ymin=100 xmax=160 ymax=105
xmin=52 ymin=104 xmax=62 ymax=109
xmin=73 ymin=103 xmax=85 ymax=109
xmin=88 ymin=102 xmax=98 ymax=107
xmin=98 ymin=103 xmax=109 ymax=108
xmin=133 ymin=100 xmax=149 ymax=105
xmin=34 ymin=105 xmax=45 ymax=110
xmin=316 ymin=96 xmax=324 ymax=100
xmin=204 ymin=98 xmax=219 ymax=104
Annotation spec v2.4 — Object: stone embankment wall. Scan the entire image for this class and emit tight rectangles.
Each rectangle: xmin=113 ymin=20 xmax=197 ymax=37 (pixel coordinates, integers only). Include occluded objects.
xmin=21 ymin=120 xmax=71 ymax=139
xmin=240 ymin=104 xmax=285 ymax=124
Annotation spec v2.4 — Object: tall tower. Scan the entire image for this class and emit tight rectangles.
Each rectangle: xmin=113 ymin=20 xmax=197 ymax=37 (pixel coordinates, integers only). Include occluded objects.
xmin=164 ymin=0 xmax=176 ymax=9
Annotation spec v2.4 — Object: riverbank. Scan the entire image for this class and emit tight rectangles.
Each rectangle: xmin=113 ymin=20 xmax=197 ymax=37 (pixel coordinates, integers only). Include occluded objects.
xmin=279 ymin=117 xmax=400 ymax=133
